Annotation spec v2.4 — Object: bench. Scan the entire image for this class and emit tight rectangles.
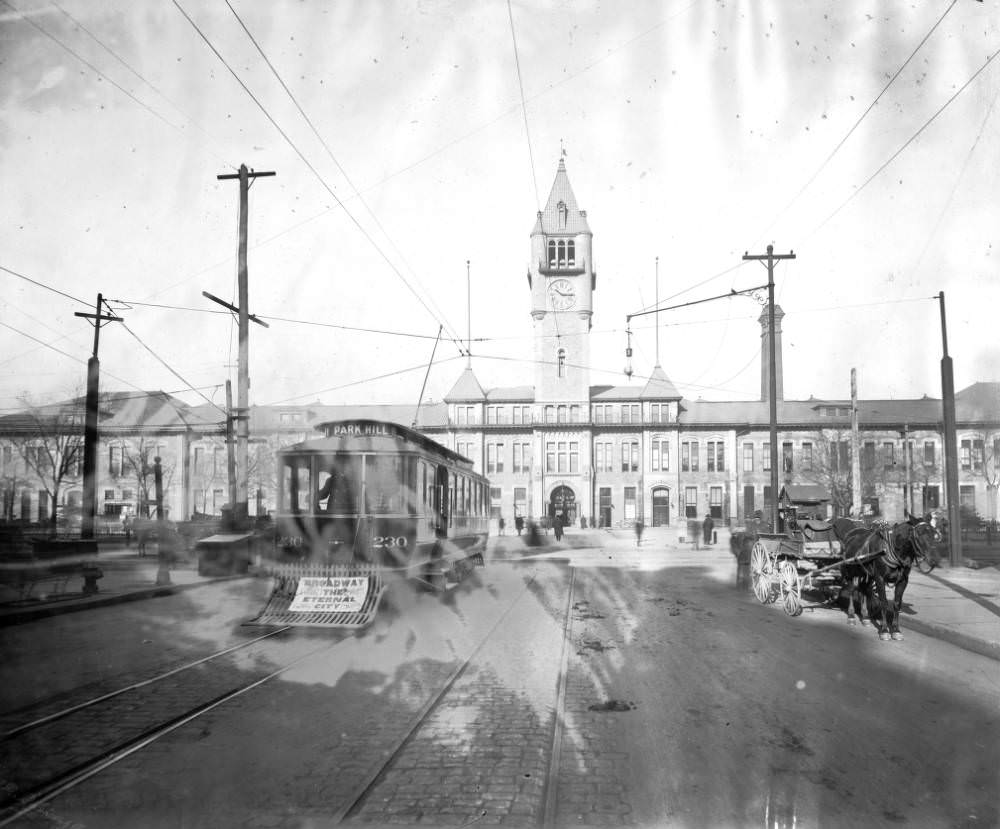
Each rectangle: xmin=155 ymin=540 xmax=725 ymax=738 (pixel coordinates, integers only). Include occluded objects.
xmin=0 ymin=537 xmax=102 ymax=601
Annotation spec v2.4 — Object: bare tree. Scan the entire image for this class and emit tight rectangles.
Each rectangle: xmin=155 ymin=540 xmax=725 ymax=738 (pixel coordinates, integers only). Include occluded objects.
xmin=123 ymin=437 xmax=176 ymax=519
xmin=800 ymin=429 xmax=853 ymax=516
xmin=9 ymin=402 xmax=85 ymax=524
xmin=971 ymin=431 xmax=999 ymax=522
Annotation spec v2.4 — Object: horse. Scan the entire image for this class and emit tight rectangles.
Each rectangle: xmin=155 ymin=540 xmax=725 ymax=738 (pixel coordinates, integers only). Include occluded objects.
xmin=830 ymin=517 xmax=871 ymax=626
xmin=840 ymin=514 xmax=940 ymax=641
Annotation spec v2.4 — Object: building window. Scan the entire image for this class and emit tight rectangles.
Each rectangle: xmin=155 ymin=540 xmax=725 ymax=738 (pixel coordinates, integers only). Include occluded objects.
xmin=685 ymin=486 xmax=698 ymax=519
xmin=862 ymin=442 xmax=876 ymax=472
xmin=882 ymin=442 xmax=895 ymax=469
xmin=557 ymin=405 xmax=567 ymax=423
xmin=762 ymin=442 xmax=771 ymax=472
xmin=109 ymin=446 xmax=122 ymax=476
xmin=650 ymin=403 xmax=669 ymax=423
xmin=780 ymin=442 xmax=792 ymax=474
xmin=621 ymin=441 xmax=638 ymax=473
xmin=960 ymin=485 xmax=976 ymax=512
xmin=595 ymin=442 xmax=612 ymax=473
xmin=973 ymin=439 xmax=984 ymax=472
xmin=279 ymin=411 xmax=303 ymax=424
xmin=490 ymin=487 xmax=502 ymax=519
xmin=557 ymin=442 xmax=567 ymax=473
xmin=513 ymin=406 xmax=523 ymax=425
xmin=487 ymin=406 xmax=497 ymax=425
xmin=214 ymin=446 xmax=226 ymax=476
xmin=710 ymin=486 xmax=723 ymax=519
xmin=570 ymin=405 xmax=580 ymax=423
xmin=557 ymin=349 xmax=566 ymax=378
xmin=593 ymin=404 xmax=611 ymax=424
xmin=624 ymin=486 xmax=637 ymax=521
xmin=545 ymin=406 xmax=555 ymax=424
xmin=487 ymin=443 xmax=504 ymax=474
xmin=513 ymin=443 xmax=531 ymax=474
xmin=681 ymin=441 xmax=699 ymax=472
xmin=707 ymin=441 xmax=725 ymax=473
xmin=924 ymin=441 xmax=935 ymax=467
xmin=743 ymin=443 xmax=754 ymax=473
xmin=546 ymin=442 xmax=556 ymax=473
xmin=651 ymin=439 xmax=669 ymax=472
xmin=960 ymin=440 xmax=971 ymax=471
xmin=801 ymin=442 xmax=813 ymax=471
xmin=621 ymin=404 xmax=640 ymax=424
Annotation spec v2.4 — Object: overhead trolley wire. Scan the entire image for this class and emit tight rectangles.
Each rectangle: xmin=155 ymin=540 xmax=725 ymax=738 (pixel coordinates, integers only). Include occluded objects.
xmin=48 ymin=0 xmax=237 ymax=171
xmin=171 ymin=0 xmax=468 ymax=358
xmin=755 ymin=0 xmax=961 ymax=245
xmin=119 ymin=322 xmax=226 ymax=416
xmin=507 ymin=0 xmax=540 ymax=212
xmin=222 ymin=0 xmax=463 ymax=349
xmin=813 ymin=42 xmax=1000 ymax=236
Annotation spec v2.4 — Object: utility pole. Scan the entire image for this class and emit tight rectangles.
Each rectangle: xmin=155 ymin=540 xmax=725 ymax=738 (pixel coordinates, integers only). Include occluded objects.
xmin=74 ymin=293 xmax=122 ymax=540
xmin=938 ymin=291 xmax=961 ymax=566
xmin=902 ymin=423 xmax=912 ymax=516
xmin=225 ymin=380 xmax=237 ymax=512
xmin=212 ymin=164 xmax=274 ymax=528
xmin=851 ymin=368 xmax=861 ymax=518
xmin=743 ymin=244 xmax=795 ymax=532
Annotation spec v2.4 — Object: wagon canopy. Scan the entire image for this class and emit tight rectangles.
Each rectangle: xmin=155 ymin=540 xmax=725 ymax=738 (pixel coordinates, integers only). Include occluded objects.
xmin=778 ymin=485 xmax=832 ymax=526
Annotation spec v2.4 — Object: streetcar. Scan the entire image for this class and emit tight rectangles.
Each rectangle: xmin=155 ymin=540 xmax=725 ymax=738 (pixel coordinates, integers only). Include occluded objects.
xmin=250 ymin=419 xmax=490 ymax=628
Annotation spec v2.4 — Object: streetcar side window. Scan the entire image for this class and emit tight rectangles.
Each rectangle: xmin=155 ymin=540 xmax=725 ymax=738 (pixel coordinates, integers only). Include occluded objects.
xmin=365 ymin=455 xmax=404 ymax=514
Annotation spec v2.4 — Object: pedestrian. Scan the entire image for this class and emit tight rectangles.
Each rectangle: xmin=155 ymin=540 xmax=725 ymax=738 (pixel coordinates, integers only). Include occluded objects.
xmin=580 ymin=514 xmax=586 ymax=530
xmin=123 ymin=512 xmax=133 ymax=548
xmin=554 ymin=513 xmax=564 ymax=541
xmin=515 ymin=515 xmax=524 ymax=536
xmin=703 ymin=513 xmax=715 ymax=546
xmin=498 ymin=515 xmax=506 ymax=536
xmin=635 ymin=519 xmax=644 ymax=547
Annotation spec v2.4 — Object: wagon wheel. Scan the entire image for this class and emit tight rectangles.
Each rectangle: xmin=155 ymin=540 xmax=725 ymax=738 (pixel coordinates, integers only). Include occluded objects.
xmin=750 ymin=541 xmax=777 ymax=604
xmin=778 ymin=559 xmax=803 ymax=617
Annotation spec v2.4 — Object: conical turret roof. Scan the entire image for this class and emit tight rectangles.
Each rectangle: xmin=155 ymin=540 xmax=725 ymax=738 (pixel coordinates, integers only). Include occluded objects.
xmin=640 ymin=365 xmax=681 ymax=399
xmin=444 ymin=366 xmax=486 ymax=402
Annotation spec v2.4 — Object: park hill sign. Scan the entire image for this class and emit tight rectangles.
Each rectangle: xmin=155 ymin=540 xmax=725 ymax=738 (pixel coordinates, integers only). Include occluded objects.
xmin=325 ymin=422 xmax=399 ymax=438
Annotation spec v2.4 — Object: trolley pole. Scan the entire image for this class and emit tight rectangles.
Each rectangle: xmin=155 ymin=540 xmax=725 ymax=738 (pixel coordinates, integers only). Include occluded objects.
xmin=213 ymin=164 xmax=274 ymax=528
xmin=851 ymin=368 xmax=861 ymax=517
xmin=225 ymin=380 xmax=237 ymax=512
xmin=938 ymin=292 xmax=961 ymax=566
xmin=74 ymin=294 xmax=123 ymax=540
xmin=743 ymin=245 xmax=795 ymax=532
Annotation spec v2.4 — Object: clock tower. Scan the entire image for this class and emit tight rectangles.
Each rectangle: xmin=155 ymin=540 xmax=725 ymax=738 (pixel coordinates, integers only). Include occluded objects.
xmin=528 ymin=157 xmax=594 ymax=402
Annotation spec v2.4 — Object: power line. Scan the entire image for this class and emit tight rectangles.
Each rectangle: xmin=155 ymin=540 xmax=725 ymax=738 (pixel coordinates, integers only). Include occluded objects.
xmin=756 ymin=0 xmax=960 ymax=244
xmin=507 ymin=0 xmax=540 ymax=212
xmin=119 ymin=322 xmax=226 ymax=416
xmin=49 ymin=0 xmax=237 ymax=171
xmin=0 ymin=263 xmax=91 ymax=307
xmin=171 ymin=0 xmax=468 ymax=358
xmin=814 ymin=43 xmax=1000 ymax=236
xmin=263 ymin=355 xmax=466 ymax=406
xmin=222 ymin=0 xmax=463 ymax=349
xmin=1 ymin=0 xmax=182 ymax=133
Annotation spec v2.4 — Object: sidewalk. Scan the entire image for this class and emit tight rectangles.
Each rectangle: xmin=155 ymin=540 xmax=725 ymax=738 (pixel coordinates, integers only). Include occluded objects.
xmin=3 ymin=533 xmax=999 ymax=663
xmin=0 ymin=543 xmax=244 ymax=626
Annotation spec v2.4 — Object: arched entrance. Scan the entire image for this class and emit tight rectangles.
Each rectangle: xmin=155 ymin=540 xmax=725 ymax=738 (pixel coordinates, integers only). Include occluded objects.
xmin=549 ymin=485 xmax=577 ymax=526
xmin=652 ymin=486 xmax=670 ymax=526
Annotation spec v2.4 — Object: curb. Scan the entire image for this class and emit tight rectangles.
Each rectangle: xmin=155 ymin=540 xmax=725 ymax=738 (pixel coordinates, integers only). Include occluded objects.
xmin=0 ymin=574 xmax=249 ymax=627
xmin=903 ymin=616 xmax=1000 ymax=663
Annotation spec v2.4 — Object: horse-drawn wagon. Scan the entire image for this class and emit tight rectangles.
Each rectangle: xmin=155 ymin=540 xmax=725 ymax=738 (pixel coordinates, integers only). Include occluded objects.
xmin=746 ymin=486 xmax=943 ymax=640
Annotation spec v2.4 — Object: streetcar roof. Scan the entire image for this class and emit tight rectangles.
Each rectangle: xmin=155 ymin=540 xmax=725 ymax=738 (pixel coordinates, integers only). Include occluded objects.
xmin=280 ymin=419 xmax=474 ymax=468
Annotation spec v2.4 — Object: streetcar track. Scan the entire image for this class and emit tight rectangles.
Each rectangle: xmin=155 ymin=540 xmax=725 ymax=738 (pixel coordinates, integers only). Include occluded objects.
xmin=335 ymin=563 xmax=577 ymax=827
xmin=1 ymin=626 xmax=293 ymax=740
xmin=0 ymin=633 xmax=341 ymax=827
xmin=1 ymin=566 xmax=565 ymax=827
xmin=334 ymin=568 xmax=542 ymax=823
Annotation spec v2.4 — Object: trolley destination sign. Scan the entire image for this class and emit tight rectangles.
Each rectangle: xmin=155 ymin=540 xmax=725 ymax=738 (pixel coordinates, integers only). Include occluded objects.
xmin=326 ymin=422 xmax=400 ymax=438
xmin=289 ymin=576 xmax=369 ymax=613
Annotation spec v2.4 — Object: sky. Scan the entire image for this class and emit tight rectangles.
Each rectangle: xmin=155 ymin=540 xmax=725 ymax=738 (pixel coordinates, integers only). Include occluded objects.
xmin=1 ymin=0 xmax=999 ymax=417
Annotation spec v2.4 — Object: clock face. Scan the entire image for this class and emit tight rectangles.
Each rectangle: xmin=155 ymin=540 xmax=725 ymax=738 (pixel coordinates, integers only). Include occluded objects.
xmin=549 ymin=278 xmax=576 ymax=310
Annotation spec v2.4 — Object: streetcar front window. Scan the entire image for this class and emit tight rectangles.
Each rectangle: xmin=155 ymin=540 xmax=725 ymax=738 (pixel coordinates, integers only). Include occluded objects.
xmin=316 ymin=455 xmax=360 ymax=514
xmin=364 ymin=455 xmax=405 ymax=514
xmin=282 ymin=456 xmax=313 ymax=515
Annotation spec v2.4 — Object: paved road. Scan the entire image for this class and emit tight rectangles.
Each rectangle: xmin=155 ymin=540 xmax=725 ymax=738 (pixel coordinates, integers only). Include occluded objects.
xmin=2 ymin=542 xmax=997 ymax=828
